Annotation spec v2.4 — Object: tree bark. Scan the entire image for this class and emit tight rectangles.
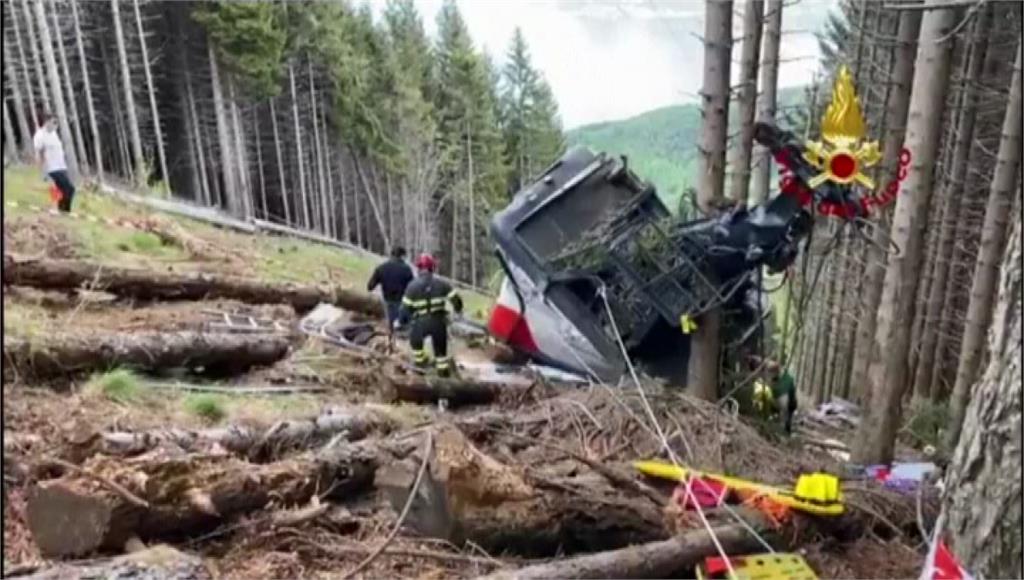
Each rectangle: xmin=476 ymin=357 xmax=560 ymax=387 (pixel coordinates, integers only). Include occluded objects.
xmin=945 ymin=43 xmax=1023 ymax=449
xmin=183 ymin=60 xmax=211 ymax=206
xmin=111 ymin=0 xmax=145 ymax=185
xmin=389 ymin=376 xmax=513 ymax=408
xmin=2 ymin=254 xmax=385 ymax=317
xmin=749 ymin=0 xmax=782 ymax=205
xmin=50 ymin=0 xmax=87 ymax=174
xmin=33 ymin=0 xmax=79 ymax=175
xmin=23 ymin=0 xmax=51 ymax=116
xmin=133 ymin=0 xmax=169 ymax=189
xmin=728 ymin=0 xmax=763 ymax=204
xmin=913 ymin=8 xmax=991 ymax=405
xmin=467 ymin=124 xmax=478 ymax=287
xmin=228 ymin=77 xmax=253 ymax=219
xmin=852 ymin=4 xmax=959 ymax=466
xmin=3 ymin=33 xmax=33 ymax=157
xmin=939 ymin=203 xmax=1021 ymax=580
xmin=10 ymin=1 xmax=39 ymax=129
xmin=3 ymin=101 xmax=18 ymax=161
xmin=849 ymin=10 xmax=922 ymax=406
xmin=696 ymin=0 xmax=733 ymax=214
xmin=209 ymin=46 xmax=238 ymax=214
xmin=289 ymin=62 xmax=310 ymax=229
xmin=269 ymin=98 xmax=290 ymax=223
xmin=352 ymin=153 xmax=392 ymax=250
xmin=26 ymin=443 xmax=377 ymax=558
xmin=687 ymin=307 xmax=722 ymax=400
xmin=71 ymin=0 xmax=103 ymax=177
xmin=480 ymin=522 xmax=769 ymax=580
xmin=2 ymin=331 xmax=290 ymax=383
xmin=85 ymin=406 xmax=390 ymax=461
xmin=19 ymin=546 xmax=210 ymax=580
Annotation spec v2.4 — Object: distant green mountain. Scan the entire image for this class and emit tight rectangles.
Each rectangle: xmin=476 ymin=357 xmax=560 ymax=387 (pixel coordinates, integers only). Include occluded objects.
xmin=567 ymin=85 xmax=807 ymax=212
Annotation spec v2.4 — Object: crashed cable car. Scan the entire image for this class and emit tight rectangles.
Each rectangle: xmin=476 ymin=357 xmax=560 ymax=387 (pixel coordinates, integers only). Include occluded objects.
xmin=487 ymin=66 xmax=898 ymax=386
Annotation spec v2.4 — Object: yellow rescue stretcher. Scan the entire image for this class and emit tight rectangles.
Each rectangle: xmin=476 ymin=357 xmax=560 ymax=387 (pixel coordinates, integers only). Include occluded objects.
xmin=633 ymin=460 xmax=844 ymax=516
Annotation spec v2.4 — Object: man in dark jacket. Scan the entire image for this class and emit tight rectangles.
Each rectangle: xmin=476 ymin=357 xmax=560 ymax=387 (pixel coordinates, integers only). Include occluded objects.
xmin=400 ymin=253 xmax=463 ymax=377
xmin=367 ymin=247 xmax=414 ymax=331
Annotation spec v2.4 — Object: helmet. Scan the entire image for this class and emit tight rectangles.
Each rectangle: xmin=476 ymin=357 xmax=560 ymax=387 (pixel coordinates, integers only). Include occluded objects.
xmin=415 ymin=253 xmax=437 ymax=272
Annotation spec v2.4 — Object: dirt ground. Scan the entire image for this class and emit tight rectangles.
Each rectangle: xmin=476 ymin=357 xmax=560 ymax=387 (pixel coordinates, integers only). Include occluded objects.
xmin=1 ymin=187 xmax=935 ymax=579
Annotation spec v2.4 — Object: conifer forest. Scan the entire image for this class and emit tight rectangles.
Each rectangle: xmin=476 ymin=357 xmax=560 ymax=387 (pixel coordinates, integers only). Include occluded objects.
xmin=2 ymin=1 xmax=1021 ymax=578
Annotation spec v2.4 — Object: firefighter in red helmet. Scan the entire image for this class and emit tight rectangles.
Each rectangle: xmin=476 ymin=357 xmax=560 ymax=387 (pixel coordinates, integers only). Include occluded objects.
xmin=399 ymin=253 xmax=464 ymax=376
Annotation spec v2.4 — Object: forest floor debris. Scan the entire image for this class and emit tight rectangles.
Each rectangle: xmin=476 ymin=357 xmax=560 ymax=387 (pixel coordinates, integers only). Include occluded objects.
xmin=2 ymin=172 xmax=937 ymax=579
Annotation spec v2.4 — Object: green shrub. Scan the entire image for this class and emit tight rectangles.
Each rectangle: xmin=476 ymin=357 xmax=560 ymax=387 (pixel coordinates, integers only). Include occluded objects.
xmin=185 ymin=394 xmax=227 ymax=422
xmin=85 ymin=369 xmax=142 ymax=402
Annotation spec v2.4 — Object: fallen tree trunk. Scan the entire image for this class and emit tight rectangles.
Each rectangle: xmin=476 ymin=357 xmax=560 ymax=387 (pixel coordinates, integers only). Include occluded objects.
xmin=81 ymin=406 xmax=394 ymax=461
xmin=479 ymin=522 xmax=771 ymax=580
xmin=3 ymin=331 xmax=291 ymax=382
xmin=18 ymin=544 xmax=210 ymax=580
xmin=2 ymin=254 xmax=383 ymax=316
xmin=27 ymin=443 xmax=378 ymax=558
xmin=389 ymin=376 xmax=514 ymax=407
xmin=376 ymin=425 xmax=666 ymax=557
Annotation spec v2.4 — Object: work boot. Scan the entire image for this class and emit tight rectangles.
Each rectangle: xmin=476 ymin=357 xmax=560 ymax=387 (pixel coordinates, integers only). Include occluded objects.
xmin=435 ymin=357 xmax=454 ymax=378
xmin=413 ymin=348 xmax=432 ymax=370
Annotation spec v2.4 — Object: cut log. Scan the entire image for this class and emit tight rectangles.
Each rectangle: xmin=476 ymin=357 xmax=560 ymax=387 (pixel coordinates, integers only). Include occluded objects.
xmin=2 ymin=331 xmax=290 ymax=383
xmin=389 ymin=376 xmax=511 ymax=407
xmin=2 ymin=254 xmax=383 ymax=316
xmin=19 ymin=544 xmax=211 ymax=580
xmin=477 ymin=523 xmax=770 ymax=579
xmin=87 ymin=405 xmax=394 ymax=461
xmin=376 ymin=425 xmax=666 ymax=557
xmin=26 ymin=442 xmax=378 ymax=558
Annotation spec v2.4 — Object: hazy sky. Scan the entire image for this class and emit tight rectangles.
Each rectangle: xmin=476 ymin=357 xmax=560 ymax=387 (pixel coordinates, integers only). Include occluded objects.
xmin=377 ymin=0 xmax=836 ymax=129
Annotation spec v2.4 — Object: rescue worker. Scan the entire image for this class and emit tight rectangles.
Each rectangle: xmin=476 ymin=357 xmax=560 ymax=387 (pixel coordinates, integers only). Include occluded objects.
xmin=367 ymin=247 xmax=414 ymax=332
xmin=752 ymin=360 xmax=797 ymax=434
xmin=400 ymin=253 xmax=463 ymax=377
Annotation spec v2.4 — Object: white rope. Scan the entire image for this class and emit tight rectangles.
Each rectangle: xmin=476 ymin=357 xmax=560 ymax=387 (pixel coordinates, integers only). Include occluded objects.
xmin=597 ymin=288 xmax=735 ymax=577
xmin=598 ymin=289 xmax=775 ymax=557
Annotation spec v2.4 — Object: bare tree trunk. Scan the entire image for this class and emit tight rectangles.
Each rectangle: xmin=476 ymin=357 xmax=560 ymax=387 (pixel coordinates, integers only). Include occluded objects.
xmin=288 ymin=62 xmax=310 ymax=229
xmin=100 ymin=38 xmax=131 ymax=181
xmin=23 ymin=0 xmax=51 ymax=115
xmin=33 ymin=0 xmax=78 ymax=175
xmin=3 ymin=102 xmax=19 ymax=161
xmin=308 ymin=63 xmax=328 ymax=235
xmin=49 ymin=1 xmax=87 ymax=173
xmin=690 ymin=0 xmax=733 ymax=400
xmin=749 ymin=0 xmax=782 ymax=205
xmin=228 ymin=77 xmax=252 ymax=219
xmin=269 ymin=98 xmax=290 ymax=224
xmin=208 ymin=46 xmax=238 ymax=213
xmin=133 ymin=0 xmax=168 ymax=189
xmin=320 ymin=96 xmax=336 ymax=238
xmin=945 ymin=43 xmax=1022 ymax=450
xmin=253 ymin=111 xmax=267 ymax=219
xmin=852 ymin=4 xmax=959 ymax=466
xmin=467 ymin=124 xmax=477 ymax=287
xmin=112 ymin=0 xmax=145 ymax=185
xmin=338 ymin=149 xmax=350 ymax=242
xmin=939 ymin=204 xmax=1021 ymax=580
xmin=11 ymin=2 xmax=39 ymax=129
xmin=849 ymin=10 xmax=922 ymax=406
xmin=183 ymin=62 xmax=211 ymax=206
xmin=2 ymin=35 xmax=32 ymax=157
xmin=352 ymin=154 xmax=392 ymax=250
xmin=71 ymin=0 xmax=102 ymax=178
xmin=728 ymin=0 xmax=763 ymax=204
xmin=913 ymin=8 xmax=991 ymax=405
xmin=696 ymin=0 xmax=733 ymax=214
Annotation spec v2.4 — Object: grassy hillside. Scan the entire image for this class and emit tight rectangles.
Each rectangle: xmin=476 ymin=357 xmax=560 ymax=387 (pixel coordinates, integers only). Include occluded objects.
xmin=2 ymin=165 xmax=493 ymax=321
xmin=568 ymin=85 xmax=808 ymax=212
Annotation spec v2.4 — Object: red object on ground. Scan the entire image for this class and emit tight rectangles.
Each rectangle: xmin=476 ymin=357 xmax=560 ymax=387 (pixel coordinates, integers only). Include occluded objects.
xmin=673 ymin=476 xmax=728 ymax=510
xmin=929 ymin=541 xmax=971 ymax=580
xmin=49 ymin=183 xmax=62 ymax=204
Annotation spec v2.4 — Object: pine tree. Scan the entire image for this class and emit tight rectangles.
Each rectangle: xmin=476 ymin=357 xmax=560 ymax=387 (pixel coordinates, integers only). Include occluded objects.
xmin=499 ymin=28 xmax=564 ymax=195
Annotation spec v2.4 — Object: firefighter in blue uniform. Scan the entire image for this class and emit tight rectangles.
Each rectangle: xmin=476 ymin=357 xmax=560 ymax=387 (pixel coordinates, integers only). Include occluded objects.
xmin=400 ymin=253 xmax=463 ymax=377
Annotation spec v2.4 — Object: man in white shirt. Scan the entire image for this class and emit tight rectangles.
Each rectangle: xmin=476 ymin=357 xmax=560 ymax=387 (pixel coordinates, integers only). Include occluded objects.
xmin=33 ymin=113 xmax=76 ymax=213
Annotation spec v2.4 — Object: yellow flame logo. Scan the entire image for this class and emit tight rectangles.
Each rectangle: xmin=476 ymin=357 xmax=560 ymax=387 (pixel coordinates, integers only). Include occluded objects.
xmin=803 ymin=65 xmax=881 ymax=189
